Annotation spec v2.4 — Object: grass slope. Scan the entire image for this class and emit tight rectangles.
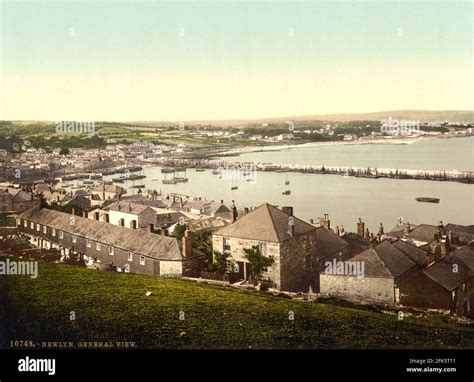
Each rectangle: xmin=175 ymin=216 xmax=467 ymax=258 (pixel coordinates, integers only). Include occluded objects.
xmin=1 ymin=258 xmax=473 ymax=349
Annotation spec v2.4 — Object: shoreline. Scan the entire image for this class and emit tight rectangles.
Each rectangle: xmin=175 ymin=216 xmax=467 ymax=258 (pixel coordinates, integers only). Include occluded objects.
xmin=217 ymin=135 xmax=467 ymax=157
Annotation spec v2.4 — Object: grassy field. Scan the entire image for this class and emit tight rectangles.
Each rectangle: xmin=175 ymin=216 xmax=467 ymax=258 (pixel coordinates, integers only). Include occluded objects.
xmin=1 ymin=257 xmax=474 ymax=349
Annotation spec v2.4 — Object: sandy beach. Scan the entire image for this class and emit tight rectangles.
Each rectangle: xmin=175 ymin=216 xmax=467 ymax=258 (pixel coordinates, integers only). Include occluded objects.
xmin=220 ymin=135 xmax=447 ymax=156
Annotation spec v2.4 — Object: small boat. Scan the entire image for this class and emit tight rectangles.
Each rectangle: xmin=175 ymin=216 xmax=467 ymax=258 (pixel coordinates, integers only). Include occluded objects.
xmin=282 ymin=190 xmax=291 ymax=195
xmin=285 ymin=180 xmax=290 ymax=185
xmin=231 ymin=186 xmax=238 ymax=190
xmin=416 ymin=197 xmax=440 ymax=203
xmin=195 ymin=168 xmax=206 ymax=172
xmin=212 ymin=170 xmax=221 ymax=175
xmin=131 ymin=185 xmax=145 ymax=189
xmin=174 ymin=177 xmax=188 ymax=183
xmin=162 ymin=179 xmax=177 ymax=185
xmin=161 ymin=167 xmax=175 ymax=174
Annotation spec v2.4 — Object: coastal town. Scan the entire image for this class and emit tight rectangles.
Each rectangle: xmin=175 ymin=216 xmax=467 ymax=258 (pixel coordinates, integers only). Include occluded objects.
xmin=0 ymin=130 xmax=473 ymax=319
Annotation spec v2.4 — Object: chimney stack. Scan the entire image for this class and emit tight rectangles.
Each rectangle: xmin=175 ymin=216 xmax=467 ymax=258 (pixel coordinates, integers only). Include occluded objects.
xmin=309 ymin=218 xmax=314 ymax=225
xmin=230 ymin=201 xmax=237 ymax=223
xmin=319 ymin=213 xmax=330 ymax=230
xmin=404 ymin=222 xmax=411 ymax=235
xmin=183 ymin=230 xmax=192 ymax=258
xmin=357 ymin=218 xmax=365 ymax=237
xmin=341 ymin=225 xmax=345 ymax=235
xmin=379 ymin=222 xmax=384 ymax=235
xmin=365 ymin=228 xmax=370 ymax=239
xmin=440 ymin=235 xmax=450 ymax=258
xmin=244 ymin=207 xmax=249 ymax=214
xmin=282 ymin=206 xmax=294 ymax=216
xmin=336 ymin=226 xmax=340 ymax=236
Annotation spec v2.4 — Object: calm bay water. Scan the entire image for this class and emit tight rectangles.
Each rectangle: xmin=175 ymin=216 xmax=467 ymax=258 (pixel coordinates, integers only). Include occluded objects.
xmin=111 ymin=137 xmax=474 ymax=233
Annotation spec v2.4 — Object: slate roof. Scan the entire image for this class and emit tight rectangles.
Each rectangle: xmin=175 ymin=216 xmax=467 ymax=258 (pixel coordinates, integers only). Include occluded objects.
xmin=107 ymin=201 xmax=155 ymax=216
xmin=214 ymin=203 xmax=316 ymax=242
xmin=18 ymin=207 xmax=182 ymax=260
xmin=350 ymin=240 xmax=417 ymax=279
xmin=341 ymin=232 xmax=373 ymax=256
xmin=391 ymin=239 xmax=430 ymax=267
xmin=423 ymin=242 xmax=474 ymax=291
xmin=315 ymin=226 xmax=349 ymax=260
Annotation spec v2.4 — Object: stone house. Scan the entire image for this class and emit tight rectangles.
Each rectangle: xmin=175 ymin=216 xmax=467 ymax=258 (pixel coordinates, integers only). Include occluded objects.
xmin=212 ymin=203 xmax=318 ymax=292
xmin=106 ymin=201 xmax=157 ymax=229
xmin=399 ymin=242 xmax=474 ymax=317
xmin=320 ymin=240 xmax=421 ymax=305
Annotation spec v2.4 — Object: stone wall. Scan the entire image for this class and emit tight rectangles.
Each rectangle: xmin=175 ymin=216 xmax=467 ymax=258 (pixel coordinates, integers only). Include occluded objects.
xmin=320 ymin=274 xmax=395 ymax=305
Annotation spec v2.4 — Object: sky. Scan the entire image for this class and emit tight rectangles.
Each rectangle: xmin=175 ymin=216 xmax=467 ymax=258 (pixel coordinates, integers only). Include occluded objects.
xmin=0 ymin=0 xmax=473 ymax=122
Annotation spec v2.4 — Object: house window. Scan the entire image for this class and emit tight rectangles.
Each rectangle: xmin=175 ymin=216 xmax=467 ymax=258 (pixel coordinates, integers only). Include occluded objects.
xmin=36 ymin=224 xmax=40 ymax=231
xmin=23 ymin=220 xmax=27 ymax=228
xmin=43 ymin=226 xmax=47 ymax=234
xmin=86 ymin=239 xmax=91 ymax=248
xmin=258 ymin=242 xmax=267 ymax=256
xmin=59 ymin=231 xmax=63 ymax=239
xmin=72 ymin=235 xmax=77 ymax=243
xmin=108 ymin=246 xmax=114 ymax=256
xmin=52 ymin=228 xmax=56 ymax=237
xmin=128 ymin=252 xmax=133 ymax=261
xmin=30 ymin=222 xmax=34 ymax=229
xmin=140 ymin=256 xmax=145 ymax=265
xmin=96 ymin=242 xmax=101 ymax=251
xmin=223 ymin=237 xmax=231 ymax=252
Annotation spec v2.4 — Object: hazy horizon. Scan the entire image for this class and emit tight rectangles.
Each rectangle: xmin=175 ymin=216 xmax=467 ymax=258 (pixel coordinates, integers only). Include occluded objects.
xmin=1 ymin=1 xmax=473 ymax=121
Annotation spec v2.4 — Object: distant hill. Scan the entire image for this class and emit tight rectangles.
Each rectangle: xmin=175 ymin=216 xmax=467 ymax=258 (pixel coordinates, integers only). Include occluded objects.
xmin=135 ymin=110 xmax=474 ymax=127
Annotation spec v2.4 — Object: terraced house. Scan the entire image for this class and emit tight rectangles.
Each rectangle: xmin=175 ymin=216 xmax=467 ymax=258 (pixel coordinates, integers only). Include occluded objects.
xmin=17 ymin=207 xmax=204 ymax=277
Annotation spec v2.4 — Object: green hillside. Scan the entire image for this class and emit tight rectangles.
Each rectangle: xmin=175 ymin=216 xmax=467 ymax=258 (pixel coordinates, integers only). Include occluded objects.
xmin=1 ymin=257 xmax=473 ymax=349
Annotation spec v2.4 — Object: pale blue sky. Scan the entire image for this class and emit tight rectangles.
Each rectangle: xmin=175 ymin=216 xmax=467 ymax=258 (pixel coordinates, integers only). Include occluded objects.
xmin=1 ymin=0 xmax=473 ymax=121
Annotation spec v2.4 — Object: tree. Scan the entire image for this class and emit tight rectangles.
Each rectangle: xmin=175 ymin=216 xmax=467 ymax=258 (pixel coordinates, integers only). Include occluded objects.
xmin=243 ymin=245 xmax=275 ymax=281
xmin=207 ymin=251 xmax=233 ymax=275
xmin=172 ymin=224 xmax=186 ymax=240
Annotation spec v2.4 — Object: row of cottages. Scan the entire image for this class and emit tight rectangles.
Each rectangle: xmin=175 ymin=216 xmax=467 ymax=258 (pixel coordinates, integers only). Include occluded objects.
xmin=212 ymin=203 xmax=356 ymax=293
xmin=17 ymin=207 xmax=205 ymax=277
